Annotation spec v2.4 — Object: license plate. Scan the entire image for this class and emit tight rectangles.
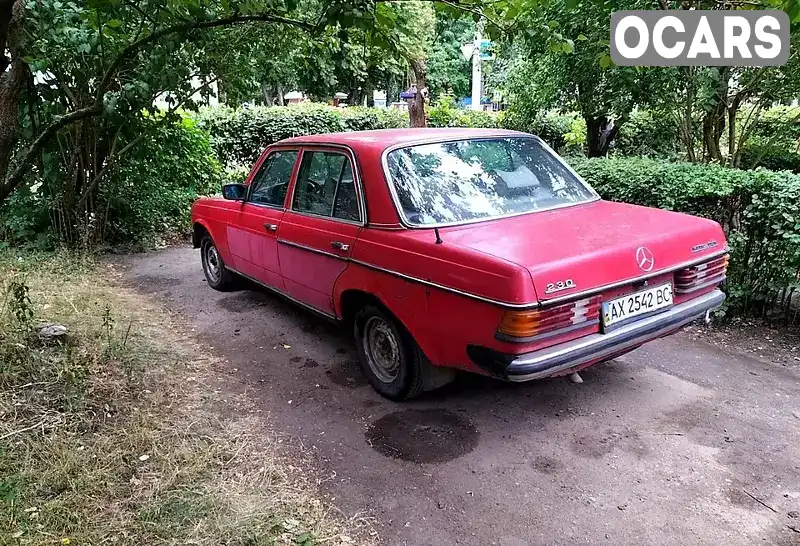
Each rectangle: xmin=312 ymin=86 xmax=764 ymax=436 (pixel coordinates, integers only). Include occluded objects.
xmin=602 ymin=283 xmax=673 ymax=329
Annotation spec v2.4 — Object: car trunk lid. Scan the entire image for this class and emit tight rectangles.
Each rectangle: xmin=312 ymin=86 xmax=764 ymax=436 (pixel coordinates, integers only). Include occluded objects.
xmin=442 ymin=200 xmax=726 ymax=303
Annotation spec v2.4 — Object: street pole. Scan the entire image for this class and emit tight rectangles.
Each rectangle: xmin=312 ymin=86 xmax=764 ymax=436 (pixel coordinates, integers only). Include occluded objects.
xmin=471 ymin=21 xmax=483 ymax=111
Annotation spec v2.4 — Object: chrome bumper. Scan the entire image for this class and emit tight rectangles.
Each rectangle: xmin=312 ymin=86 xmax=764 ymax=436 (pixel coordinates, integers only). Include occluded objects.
xmin=498 ymin=289 xmax=726 ymax=382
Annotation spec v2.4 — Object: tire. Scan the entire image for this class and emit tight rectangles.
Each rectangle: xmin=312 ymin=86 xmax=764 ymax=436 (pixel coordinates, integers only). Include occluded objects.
xmin=354 ymin=305 xmax=424 ymax=401
xmin=200 ymin=234 xmax=236 ymax=291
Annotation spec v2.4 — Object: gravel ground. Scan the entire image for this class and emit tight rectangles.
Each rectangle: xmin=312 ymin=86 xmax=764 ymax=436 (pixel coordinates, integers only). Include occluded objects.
xmin=113 ymin=246 xmax=800 ymax=546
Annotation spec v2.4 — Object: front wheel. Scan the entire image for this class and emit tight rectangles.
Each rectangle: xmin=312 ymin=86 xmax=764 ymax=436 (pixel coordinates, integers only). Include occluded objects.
xmin=200 ymin=235 xmax=236 ymax=291
xmin=354 ymin=305 xmax=424 ymax=400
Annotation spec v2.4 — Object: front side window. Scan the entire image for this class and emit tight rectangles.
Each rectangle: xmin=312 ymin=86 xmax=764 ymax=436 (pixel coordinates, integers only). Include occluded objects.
xmin=248 ymin=150 xmax=298 ymax=207
xmin=385 ymin=137 xmax=597 ymax=226
xmin=292 ymin=151 xmax=361 ymax=222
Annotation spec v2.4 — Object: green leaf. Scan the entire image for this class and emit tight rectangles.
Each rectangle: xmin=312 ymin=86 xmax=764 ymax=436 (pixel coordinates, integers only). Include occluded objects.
xmin=106 ymin=19 xmax=122 ymax=28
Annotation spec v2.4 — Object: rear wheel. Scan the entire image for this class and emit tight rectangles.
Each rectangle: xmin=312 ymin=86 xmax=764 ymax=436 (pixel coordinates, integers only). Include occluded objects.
xmin=200 ymin=235 xmax=235 ymax=291
xmin=354 ymin=305 xmax=424 ymax=400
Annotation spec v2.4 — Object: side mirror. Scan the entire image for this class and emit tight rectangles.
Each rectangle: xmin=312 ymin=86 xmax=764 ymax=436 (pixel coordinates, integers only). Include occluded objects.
xmin=222 ymin=183 xmax=247 ymax=201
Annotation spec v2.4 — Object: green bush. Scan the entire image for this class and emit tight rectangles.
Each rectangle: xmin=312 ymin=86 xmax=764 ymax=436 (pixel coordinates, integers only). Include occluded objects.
xmin=101 ymin=116 xmax=221 ymax=247
xmin=569 ymin=156 xmax=800 ymax=317
xmin=614 ymin=110 xmax=681 ymax=158
xmin=341 ymin=106 xmax=408 ymax=132
xmin=499 ymin=110 xmax=585 ymax=153
xmin=428 ymin=96 xmax=499 ymax=129
xmin=739 ymin=143 xmax=800 ymax=173
xmin=196 ymin=103 xmax=410 ymax=169
xmin=738 ymin=106 xmax=800 ymax=172
xmin=0 ymin=116 xmax=221 ymax=249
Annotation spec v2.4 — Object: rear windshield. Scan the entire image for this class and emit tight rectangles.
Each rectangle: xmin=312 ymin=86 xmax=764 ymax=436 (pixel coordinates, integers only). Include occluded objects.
xmin=385 ymin=137 xmax=597 ymax=226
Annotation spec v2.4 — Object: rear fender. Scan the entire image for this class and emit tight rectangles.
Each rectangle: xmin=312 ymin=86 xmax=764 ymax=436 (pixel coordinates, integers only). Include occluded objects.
xmin=333 ymin=264 xmax=445 ymax=364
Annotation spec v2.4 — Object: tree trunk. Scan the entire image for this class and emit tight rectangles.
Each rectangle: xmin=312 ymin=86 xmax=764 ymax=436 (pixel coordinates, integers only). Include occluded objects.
xmin=349 ymin=86 xmax=362 ymax=107
xmin=585 ymin=115 xmax=620 ymax=157
xmin=728 ymin=96 xmax=741 ymax=167
xmin=409 ymin=59 xmax=428 ymax=128
xmin=276 ymin=83 xmax=285 ymax=106
xmin=701 ymin=67 xmax=730 ymax=163
xmin=677 ymin=67 xmax=697 ymax=162
xmin=702 ymin=104 xmax=725 ymax=162
xmin=0 ymin=0 xmax=26 ymax=201
xmin=260 ymin=82 xmax=274 ymax=106
xmin=363 ymin=83 xmax=372 ymax=107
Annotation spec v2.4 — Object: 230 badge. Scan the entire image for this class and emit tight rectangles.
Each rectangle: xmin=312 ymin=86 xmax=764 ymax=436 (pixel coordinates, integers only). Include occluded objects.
xmin=545 ymin=279 xmax=576 ymax=294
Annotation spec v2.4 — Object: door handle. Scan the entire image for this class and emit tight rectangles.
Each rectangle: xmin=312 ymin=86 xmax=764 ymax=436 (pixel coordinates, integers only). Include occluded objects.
xmin=263 ymin=223 xmax=278 ymax=232
xmin=331 ymin=241 xmax=350 ymax=251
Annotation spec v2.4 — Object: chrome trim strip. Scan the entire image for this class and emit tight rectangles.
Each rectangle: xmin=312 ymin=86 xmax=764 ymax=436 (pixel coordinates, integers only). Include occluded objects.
xmin=380 ymin=134 xmax=601 ymax=230
xmin=286 ymin=208 xmax=363 ymax=227
xmin=496 ymin=319 xmax=600 ymax=344
xmin=540 ymin=250 xmax=730 ymax=306
xmin=243 ymin=201 xmax=284 ymax=211
xmin=349 ymin=258 xmax=539 ymax=309
xmin=367 ymin=225 xmax=406 ymax=231
xmin=505 ymin=289 xmax=726 ymax=382
xmin=278 ymin=238 xmax=348 ymax=261
xmin=224 ymin=268 xmax=338 ymax=321
xmin=674 ymin=275 xmax=727 ymax=294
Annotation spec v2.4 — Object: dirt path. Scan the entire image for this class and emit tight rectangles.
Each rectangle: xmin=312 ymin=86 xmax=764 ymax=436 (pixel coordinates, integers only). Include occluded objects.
xmin=114 ymin=246 xmax=800 ymax=546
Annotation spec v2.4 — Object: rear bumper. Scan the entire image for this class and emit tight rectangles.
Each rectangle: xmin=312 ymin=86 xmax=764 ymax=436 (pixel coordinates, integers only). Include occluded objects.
xmin=467 ymin=289 xmax=726 ymax=382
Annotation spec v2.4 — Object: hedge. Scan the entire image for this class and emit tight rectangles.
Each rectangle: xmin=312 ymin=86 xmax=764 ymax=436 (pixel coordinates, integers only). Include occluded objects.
xmin=427 ymin=96 xmax=500 ymax=129
xmin=195 ymin=102 xmax=587 ymax=172
xmin=500 ymin=110 xmax=585 ymax=153
xmin=194 ymin=104 xmax=408 ymax=169
xmin=570 ymin=156 xmax=800 ymax=318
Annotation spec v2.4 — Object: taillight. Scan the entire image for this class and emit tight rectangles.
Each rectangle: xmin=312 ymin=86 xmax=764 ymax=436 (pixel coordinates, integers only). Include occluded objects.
xmin=675 ymin=254 xmax=728 ymax=294
xmin=497 ymin=296 xmax=601 ymax=341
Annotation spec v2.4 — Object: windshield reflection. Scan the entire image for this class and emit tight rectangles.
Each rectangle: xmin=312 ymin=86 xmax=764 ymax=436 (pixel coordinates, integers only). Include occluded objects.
xmin=386 ymin=138 xmax=596 ymax=226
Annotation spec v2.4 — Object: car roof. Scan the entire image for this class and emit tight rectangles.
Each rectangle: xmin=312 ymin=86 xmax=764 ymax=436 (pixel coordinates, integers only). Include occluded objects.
xmin=277 ymin=127 xmax=531 ymax=151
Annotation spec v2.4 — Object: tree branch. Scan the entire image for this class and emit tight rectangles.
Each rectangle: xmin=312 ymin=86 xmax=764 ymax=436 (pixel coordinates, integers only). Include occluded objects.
xmin=1 ymin=11 xmax=315 ymax=202
xmin=75 ymin=75 xmax=220 ymax=207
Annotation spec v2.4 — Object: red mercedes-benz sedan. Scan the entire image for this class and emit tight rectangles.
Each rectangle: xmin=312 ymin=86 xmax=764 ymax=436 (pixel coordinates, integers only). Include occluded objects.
xmin=191 ymin=128 xmax=727 ymax=400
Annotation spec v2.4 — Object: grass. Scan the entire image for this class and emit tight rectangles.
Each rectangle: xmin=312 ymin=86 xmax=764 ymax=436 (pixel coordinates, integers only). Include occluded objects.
xmin=0 ymin=250 xmax=373 ymax=545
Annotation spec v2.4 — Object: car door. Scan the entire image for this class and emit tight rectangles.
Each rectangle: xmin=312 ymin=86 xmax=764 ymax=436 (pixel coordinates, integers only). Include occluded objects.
xmin=227 ymin=148 xmax=299 ymax=290
xmin=277 ymin=147 xmax=364 ymax=316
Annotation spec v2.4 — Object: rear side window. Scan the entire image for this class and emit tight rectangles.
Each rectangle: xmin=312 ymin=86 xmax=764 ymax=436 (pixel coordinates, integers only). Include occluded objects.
xmin=248 ymin=150 xmax=298 ymax=207
xmin=292 ymin=151 xmax=361 ymax=222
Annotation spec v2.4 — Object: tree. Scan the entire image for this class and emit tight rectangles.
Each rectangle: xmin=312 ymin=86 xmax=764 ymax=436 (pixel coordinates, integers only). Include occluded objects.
xmin=2 ymin=0 xmax=481 ymax=208
xmin=371 ymin=1 xmax=435 ymax=126
xmin=0 ymin=0 xmax=26 ymax=194
xmin=0 ymin=0 xmax=331 ymax=204
xmin=427 ymin=17 xmax=473 ymax=100
xmin=502 ymin=0 xmax=663 ymax=157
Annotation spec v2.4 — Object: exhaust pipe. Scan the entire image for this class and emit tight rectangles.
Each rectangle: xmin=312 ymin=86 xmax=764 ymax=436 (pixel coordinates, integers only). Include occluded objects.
xmin=704 ymin=310 xmax=713 ymax=325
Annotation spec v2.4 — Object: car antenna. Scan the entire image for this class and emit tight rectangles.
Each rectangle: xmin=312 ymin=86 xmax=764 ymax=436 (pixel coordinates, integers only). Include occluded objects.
xmin=434 ymin=227 xmax=443 ymax=244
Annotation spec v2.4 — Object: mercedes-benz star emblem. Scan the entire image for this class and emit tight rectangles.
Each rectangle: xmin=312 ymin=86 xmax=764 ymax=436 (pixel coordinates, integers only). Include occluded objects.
xmin=635 ymin=247 xmax=655 ymax=272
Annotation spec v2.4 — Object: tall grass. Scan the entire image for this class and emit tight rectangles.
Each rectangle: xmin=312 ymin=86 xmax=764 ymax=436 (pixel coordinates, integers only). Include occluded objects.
xmin=0 ymin=251 xmax=373 ymax=545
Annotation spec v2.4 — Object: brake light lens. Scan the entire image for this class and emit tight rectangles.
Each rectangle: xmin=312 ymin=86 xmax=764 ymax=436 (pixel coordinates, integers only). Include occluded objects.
xmin=497 ymin=296 xmax=601 ymax=341
xmin=675 ymin=254 xmax=728 ymax=294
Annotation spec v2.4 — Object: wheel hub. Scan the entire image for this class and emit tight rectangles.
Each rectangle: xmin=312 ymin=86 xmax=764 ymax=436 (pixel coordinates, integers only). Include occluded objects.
xmin=364 ymin=317 xmax=400 ymax=383
xmin=205 ymin=244 xmax=221 ymax=283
